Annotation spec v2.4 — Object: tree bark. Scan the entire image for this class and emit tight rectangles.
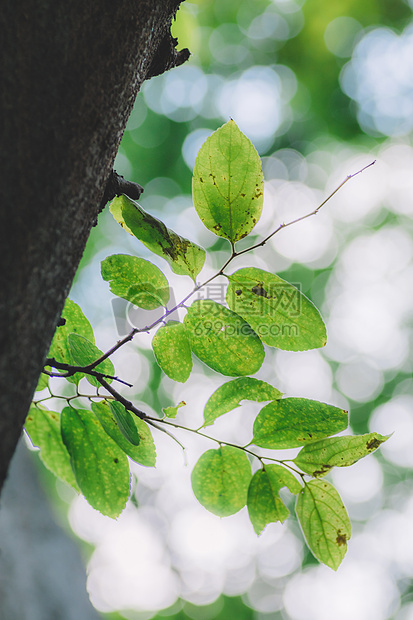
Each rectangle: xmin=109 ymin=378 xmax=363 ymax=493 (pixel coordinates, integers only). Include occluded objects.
xmin=0 ymin=0 xmax=188 ymax=496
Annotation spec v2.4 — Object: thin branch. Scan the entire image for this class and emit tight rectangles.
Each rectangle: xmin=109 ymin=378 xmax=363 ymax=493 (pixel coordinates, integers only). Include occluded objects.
xmin=44 ymin=358 xmax=133 ymax=387
xmin=233 ymin=160 xmax=376 ymax=257
xmin=96 ymin=378 xmax=147 ymax=420
xmin=144 ymin=415 xmax=262 ymax=461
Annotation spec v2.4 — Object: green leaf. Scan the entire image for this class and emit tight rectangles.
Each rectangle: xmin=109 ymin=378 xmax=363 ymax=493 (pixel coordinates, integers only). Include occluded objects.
xmin=203 ymin=377 xmax=282 ymax=427
xmin=61 ymin=407 xmax=130 ymax=518
xmin=252 ymin=398 xmax=348 ymax=449
xmin=296 ymin=479 xmax=351 ymax=570
xmin=24 ymin=405 xmax=79 ymax=490
xmin=162 ymin=401 xmax=186 ymax=418
xmin=101 ymin=254 xmax=169 ymax=309
xmin=111 ymin=194 xmax=206 ymax=280
xmin=192 ymin=120 xmax=263 ymax=243
xmin=109 ymin=196 xmax=134 ymax=235
xmin=293 ymin=432 xmax=390 ymax=477
xmin=35 ymin=372 xmax=49 ymax=392
xmin=183 ymin=299 xmax=265 ymax=376
xmin=191 ymin=446 xmax=252 ymax=516
xmin=247 ymin=465 xmax=301 ymax=534
xmin=226 ymin=267 xmax=327 ymax=351
xmin=48 ymin=298 xmax=95 ymax=384
xmin=109 ymin=401 xmax=140 ymax=446
xmin=152 ymin=321 xmax=192 ymax=383
xmin=67 ymin=333 xmax=115 ymax=388
xmin=91 ymin=401 xmax=156 ymax=467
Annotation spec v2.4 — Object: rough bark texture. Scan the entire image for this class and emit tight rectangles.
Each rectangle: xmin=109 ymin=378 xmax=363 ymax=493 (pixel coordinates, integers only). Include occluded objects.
xmin=0 ymin=0 xmax=187 ymax=495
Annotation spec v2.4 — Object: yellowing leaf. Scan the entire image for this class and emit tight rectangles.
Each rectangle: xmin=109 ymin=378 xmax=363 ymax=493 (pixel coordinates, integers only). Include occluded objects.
xmin=203 ymin=377 xmax=282 ymax=427
xmin=61 ymin=407 xmax=130 ymax=517
xmin=247 ymin=465 xmax=301 ymax=534
xmin=296 ymin=480 xmax=351 ymax=570
xmin=101 ymin=254 xmax=169 ymax=309
xmin=293 ymin=432 xmax=390 ymax=477
xmin=184 ymin=300 xmax=265 ymax=376
xmin=227 ymin=267 xmax=327 ymax=351
xmin=162 ymin=401 xmax=186 ymax=418
xmin=152 ymin=321 xmax=192 ymax=383
xmin=25 ymin=405 xmax=78 ymax=490
xmin=252 ymin=398 xmax=348 ymax=449
xmin=48 ymin=298 xmax=95 ymax=385
xmin=192 ymin=120 xmax=263 ymax=242
xmin=191 ymin=446 xmax=252 ymax=516
xmin=111 ymin=195 xmax=205 ymax=280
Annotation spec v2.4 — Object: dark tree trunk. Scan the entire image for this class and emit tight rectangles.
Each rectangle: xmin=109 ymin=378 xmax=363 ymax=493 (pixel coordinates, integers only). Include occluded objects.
xmin=0 ymin=0 xmax=188 ymax=496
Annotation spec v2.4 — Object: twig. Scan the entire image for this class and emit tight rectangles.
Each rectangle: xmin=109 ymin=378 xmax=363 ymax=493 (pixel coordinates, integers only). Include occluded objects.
xmin=233 ymin=160 xmax=376 ymax=257
xmin=44 ymin=358 xmax=133 ymax=388
xmin=96 ymin=378 xmax=147 ymax=420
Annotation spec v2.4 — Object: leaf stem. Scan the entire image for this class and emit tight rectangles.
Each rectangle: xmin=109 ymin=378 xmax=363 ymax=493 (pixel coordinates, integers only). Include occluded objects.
xmin=232 ymin=160 xmax=376 ymax=257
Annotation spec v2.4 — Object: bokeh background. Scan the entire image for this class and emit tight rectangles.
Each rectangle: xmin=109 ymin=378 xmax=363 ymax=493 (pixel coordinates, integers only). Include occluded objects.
xmin=13 ymin=0 xmax=413 ymax=618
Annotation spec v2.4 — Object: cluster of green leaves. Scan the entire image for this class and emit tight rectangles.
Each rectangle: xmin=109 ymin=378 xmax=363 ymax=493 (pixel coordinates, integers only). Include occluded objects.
xmin=27 ymin=120 xmax=387 ymax=570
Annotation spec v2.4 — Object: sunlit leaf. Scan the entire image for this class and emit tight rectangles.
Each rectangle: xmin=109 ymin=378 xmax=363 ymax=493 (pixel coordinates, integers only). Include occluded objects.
xmin=109 ymin=196 xmax=133 ymax=235
xmin=162 ymin=401 xmax=186 ymax=418
xmin=203 ymin=377 xmax=282 ymax=427
xmin=152 ymin=321 xmax=192 ymax=383
xmin=252 ymin=398 xmax=348 ymax=449
xmin=35 ymin=372 xmax=49 ymax=392
xmin=191 ymin=445 xmax=252 ymax=516
xmin=184 ymin=299 xmax=264 ymax=376
xmin=48 ymin=298 xmax=95 ymax=384
xmin=247 ymin=465 xmax=301 ymax=534
xmin=61 ymin=407 xmax=130 ymax=517
xmin=109 ymin=400 xmax=140 ymax=446
xmin=192 ymin=120 xmax=263 ymax=242
xmin=293 ymin=432 xmax=390 ymax=477
xmin=67 ymin=333 xmax=114 ymax=388
xmin=226 ymin=267 xmax=327 ymax=351
xmin=101 ymin=254 xmax=169 ymax=309
xmin=296 ymin=479 xmax=351 ymax=570
xmin=24 ymin=405 xmax=79 ymax=490
xmin=91 ymin=401 xmax=156 ymax=467
xmin=111 ymin=194 xmax=205 ymax=280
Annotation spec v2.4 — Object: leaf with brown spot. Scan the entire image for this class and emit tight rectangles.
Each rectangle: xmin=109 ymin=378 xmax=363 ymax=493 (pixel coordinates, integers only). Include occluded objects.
xmin=192 ymin=120 xmax=263 ymax=243
xmin=61 ymin=406 xmax=130 ymax=517
xmin=110 ymin=195 xmax=205 ymax=281
xmin=226 ymin=267 xmax=327 ymax=351
xmin=293 ymin=432 xmax=390 ymax=477
xmin=296 ymin=479 xmax=351 ymax=570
